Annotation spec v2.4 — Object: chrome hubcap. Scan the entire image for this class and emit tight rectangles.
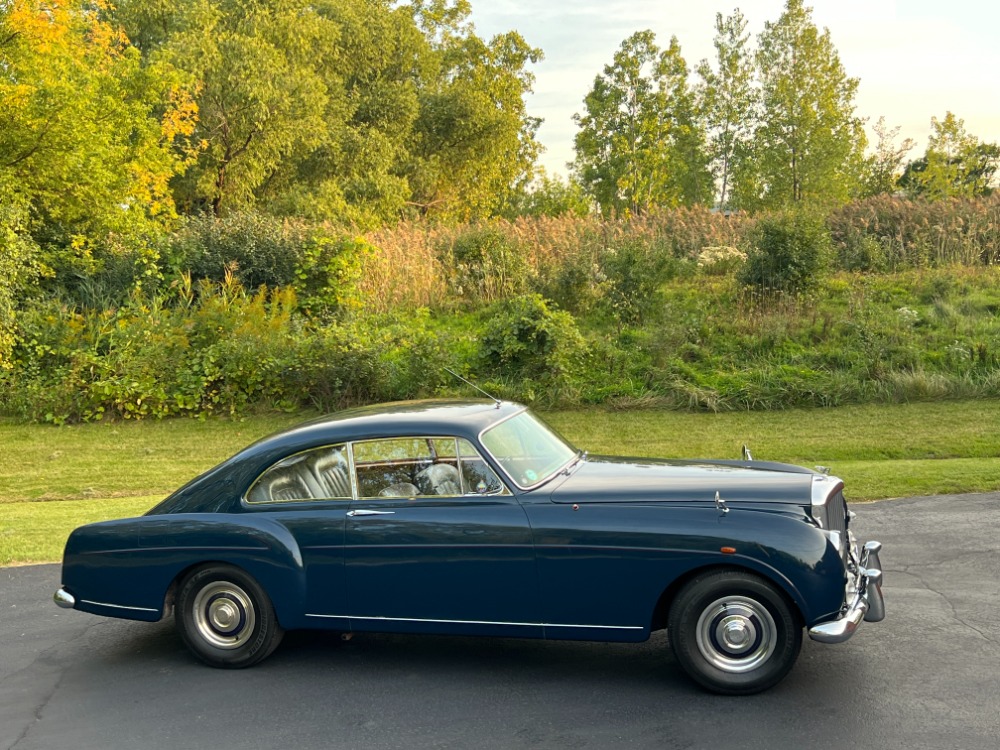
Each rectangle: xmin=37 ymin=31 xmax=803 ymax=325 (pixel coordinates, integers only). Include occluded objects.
xmin=192 ymin=582 xmax=256 ymax=649
xmin=696 ymin=595 xmax=777 ymax=673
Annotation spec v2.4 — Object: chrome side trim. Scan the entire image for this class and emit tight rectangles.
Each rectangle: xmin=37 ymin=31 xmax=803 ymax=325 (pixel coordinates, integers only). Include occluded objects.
xmin=79 ymin=599 xmax=159 ymax=613
xmin=304 ymin=613 xmax=643 ymax=630
xmin=53 ymin=588 xmax=76 ymax=609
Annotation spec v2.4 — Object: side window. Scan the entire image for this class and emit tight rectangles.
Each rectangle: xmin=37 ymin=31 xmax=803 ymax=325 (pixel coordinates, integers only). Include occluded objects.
xmin=351 ymin=437 xmax=508 ymax=498
xmin=246 ymin=444 xmax=351 ymax=503
xmin=457 ymin=439 xmax=507 ymax=495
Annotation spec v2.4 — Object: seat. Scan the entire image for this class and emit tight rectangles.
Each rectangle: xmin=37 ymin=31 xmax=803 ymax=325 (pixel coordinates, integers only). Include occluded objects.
xmin=415 ymin=463 xmax=462 ymax=496
xmin=378 ymin=482 xmax=419 ymax=497
xmin=310 ymin=449 xmax=352 ymax=498
xmin=266 ymin=470 xmax=314 ymax=502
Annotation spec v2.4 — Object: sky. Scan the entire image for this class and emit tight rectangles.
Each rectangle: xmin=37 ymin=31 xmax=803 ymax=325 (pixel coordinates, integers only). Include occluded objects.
xmin=470 ymin=0 xmax=1000 ymax=177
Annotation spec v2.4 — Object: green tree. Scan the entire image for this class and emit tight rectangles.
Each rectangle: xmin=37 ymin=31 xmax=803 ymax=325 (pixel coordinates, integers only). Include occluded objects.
xmin=403 ymin=3 xmax=543 ymax=221
xmin=697 ymin=9 xmax=755 ymax=211
xmin=900 ymin=112 xmax=998 ymax=199
xmin=860 ymin=116 xmax=914 ymax=197
xmin=573 ymin=31 xmax=711 ymax=216
xmin=115 ymin=0 xmax=542 ymax=224
xmin=0 ymin=0 xmax=193 ymax=234
xmin=500 ymin=171 xmax=591 ymax=219
xmin=736 ymin=0 xmax=865 ymax=209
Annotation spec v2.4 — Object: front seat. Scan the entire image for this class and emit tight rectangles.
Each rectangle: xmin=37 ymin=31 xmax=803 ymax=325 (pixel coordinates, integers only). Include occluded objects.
xmin=415 ymin=463 xmax=462 ymax=496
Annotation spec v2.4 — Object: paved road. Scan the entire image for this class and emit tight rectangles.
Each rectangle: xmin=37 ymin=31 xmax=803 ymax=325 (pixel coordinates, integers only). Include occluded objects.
xmin=2 ymin=494 xmax=999 ymax=750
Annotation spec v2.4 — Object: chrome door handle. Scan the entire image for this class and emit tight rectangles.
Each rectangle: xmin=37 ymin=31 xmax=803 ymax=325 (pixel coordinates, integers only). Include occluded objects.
xmin=347 ymin=509 xmax=396 ymax=517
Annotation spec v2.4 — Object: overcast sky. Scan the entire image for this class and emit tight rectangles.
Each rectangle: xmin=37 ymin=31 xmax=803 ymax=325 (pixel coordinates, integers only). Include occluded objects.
xmin=470 ymin=0 xmax=1000 ymax=177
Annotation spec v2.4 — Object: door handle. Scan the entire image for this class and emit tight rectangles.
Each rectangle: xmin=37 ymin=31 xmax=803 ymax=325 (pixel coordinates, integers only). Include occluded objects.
xmin=347 ymin=509 xmax=396 ymax=517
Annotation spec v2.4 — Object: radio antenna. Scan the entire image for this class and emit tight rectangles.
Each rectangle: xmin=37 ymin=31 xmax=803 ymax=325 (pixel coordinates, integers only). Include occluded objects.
xmin=444 ymin=368 xmax=502 ymax=408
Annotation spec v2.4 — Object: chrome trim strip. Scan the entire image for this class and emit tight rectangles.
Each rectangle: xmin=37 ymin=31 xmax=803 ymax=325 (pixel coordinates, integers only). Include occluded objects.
xmin=79 ymin=599 xmax=159 ymax=613
xmin=304 ymin=614 xmax=643 ymax=630
xmin=54 ymin=588 xmax=76 ymax=609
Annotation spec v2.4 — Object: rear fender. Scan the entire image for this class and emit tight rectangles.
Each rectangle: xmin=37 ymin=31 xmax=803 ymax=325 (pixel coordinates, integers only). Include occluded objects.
xmin=62 ymin=515 xmax=307 ymax=627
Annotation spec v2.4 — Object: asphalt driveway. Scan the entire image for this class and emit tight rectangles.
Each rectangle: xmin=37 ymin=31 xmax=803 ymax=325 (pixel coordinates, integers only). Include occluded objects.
xmin=2 ymin=493 xmax=998 ymax=750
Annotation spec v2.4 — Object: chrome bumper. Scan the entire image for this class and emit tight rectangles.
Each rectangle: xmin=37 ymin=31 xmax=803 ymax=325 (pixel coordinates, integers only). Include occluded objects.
xmin=808 ymin=541 xmax=885 ymax=644
xmin=53 ymin=587 xmax=76 ymax=609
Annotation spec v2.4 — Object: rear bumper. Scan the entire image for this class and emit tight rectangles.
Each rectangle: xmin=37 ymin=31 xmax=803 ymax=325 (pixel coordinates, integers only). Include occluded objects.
xmin=54 ymin=587 xmax=76 ymax=609
xmin=808 ymin=540 xmax=885 ymax=644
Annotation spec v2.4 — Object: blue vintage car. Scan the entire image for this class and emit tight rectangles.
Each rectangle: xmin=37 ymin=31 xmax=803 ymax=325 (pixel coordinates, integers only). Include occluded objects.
xmin=55 ymin=400 xmax=885 ymax=694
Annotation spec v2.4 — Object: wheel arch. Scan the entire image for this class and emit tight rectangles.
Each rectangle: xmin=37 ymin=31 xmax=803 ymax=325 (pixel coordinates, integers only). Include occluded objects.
xmin=651 ymin=561 xmax=807 ymax=633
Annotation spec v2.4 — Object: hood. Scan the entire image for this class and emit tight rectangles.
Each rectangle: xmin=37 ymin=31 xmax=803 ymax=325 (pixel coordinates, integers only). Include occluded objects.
xmin=545 ymin=455 xmax=815 ymax=505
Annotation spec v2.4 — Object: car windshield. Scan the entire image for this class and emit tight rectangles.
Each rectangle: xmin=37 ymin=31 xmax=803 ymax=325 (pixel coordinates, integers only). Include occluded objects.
xmin=480 ymin=411 xmax=577 ymax=488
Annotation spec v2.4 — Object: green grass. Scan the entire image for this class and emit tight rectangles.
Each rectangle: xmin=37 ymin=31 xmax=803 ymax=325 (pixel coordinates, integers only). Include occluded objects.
xmin=3 ymin=399 xmax=999 ymax=565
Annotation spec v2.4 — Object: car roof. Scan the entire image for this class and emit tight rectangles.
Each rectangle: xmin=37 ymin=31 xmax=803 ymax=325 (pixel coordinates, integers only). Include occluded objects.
xmin=247 ymin=398 xmax=526 ymax=455
xmin=148 ymin=399 xmax=528 ymax=515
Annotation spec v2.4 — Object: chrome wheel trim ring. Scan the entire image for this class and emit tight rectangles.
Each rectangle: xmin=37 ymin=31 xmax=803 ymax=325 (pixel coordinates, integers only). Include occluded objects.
xmin=192 ymin=581 xmax=256 ymax=650
xmin=695 ymin=595 xmax=777 ymax=674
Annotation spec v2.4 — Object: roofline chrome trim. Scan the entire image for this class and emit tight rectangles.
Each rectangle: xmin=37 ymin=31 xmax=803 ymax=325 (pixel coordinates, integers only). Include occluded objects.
xmin=80 ymin=599 xmax=159 ymax=613
xmin=477 ymin=408 xmax=577 ymax=492
xmin=305 ymin=613 xmax=643 ymax=630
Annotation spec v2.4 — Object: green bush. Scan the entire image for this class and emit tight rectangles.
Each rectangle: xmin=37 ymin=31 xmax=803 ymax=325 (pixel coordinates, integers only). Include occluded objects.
xmin=439 ymin=226 xmax=532 ymax=304
xmin=740 ymin=212 xmax=832 ymax=294
xmin=598 ymin=238 xmax=682 ymax=327
xmin=169 ymin=213 xmax=309 ymax=290
xmin=477 ymin=294 xmax=587 ymax=400
xmin=0 ymin=201 xmax=41 ymax=367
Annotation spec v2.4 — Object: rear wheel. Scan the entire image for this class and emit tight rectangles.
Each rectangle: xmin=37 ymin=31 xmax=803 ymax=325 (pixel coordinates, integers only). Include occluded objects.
xmin=176 ymin=565 xmax=283 ymax=668
xmin=668 ymin=570 xmax=802 ymax=695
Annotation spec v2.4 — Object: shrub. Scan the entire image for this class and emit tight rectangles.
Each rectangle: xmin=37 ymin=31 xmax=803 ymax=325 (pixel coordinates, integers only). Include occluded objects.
xmin=169 ymin=213 xmax=309 ymax=289
xmin=599 ymin=237 xmax=682 ymax=327
xmin=739 ymin=212 xmax=832 ymax=294
xmin=293 ymin=235 xmax=373 ymax=318
xmin=477 ymin=294 xmax=587 ymax=399
xmin=0 ymin=201 xmax=41 ymax=367
xmin=438 ymin=226 xmax=532 ymax=304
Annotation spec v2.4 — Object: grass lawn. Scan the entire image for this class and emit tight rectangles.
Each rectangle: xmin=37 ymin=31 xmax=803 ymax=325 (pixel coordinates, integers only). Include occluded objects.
xmin=3 ymin=399 xmax=999 ymax=565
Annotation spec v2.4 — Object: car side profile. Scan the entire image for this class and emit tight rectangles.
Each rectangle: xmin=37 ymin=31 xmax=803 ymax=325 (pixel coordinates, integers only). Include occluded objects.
xmin=55 ymin=399 xmax=885 ymax=694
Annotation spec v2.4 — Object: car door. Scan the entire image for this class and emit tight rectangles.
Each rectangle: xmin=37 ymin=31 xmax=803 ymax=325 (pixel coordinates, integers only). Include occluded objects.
xmin=344 ymin=437 xmax=541 ymax=638
xmin=243 ymin=444 xmax=353 ymax=627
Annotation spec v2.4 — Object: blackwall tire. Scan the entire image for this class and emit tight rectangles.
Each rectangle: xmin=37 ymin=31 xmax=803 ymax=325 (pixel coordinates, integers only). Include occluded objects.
xmin=668 ymin=570 xmax=802 ymax=695
xmin=176 ymin=564 xmax=284 ymax=669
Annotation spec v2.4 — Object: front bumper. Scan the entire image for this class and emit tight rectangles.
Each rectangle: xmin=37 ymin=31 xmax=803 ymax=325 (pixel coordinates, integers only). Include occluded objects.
xmin=808 ymin=540 xmax=885 ymax=644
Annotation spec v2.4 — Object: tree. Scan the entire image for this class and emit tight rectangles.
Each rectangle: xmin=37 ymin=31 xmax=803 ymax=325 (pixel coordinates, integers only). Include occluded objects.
xmin=573 ymin=31 xmax=711 ymax=216
xmin=735 ymin=0 xmax=865 ymax=210
xmin=403 ymin=10 xmax=544 ymax=221
xmin=499 ymin=170 xmax=591 ymax=219
xmin=899 ymin=112 xmax=998 ymax=199
xmin=114 ymin=0 xmax=542 ymax=223
xmin=860 ymin=116 xmax=914 ymax=197
xmin=697 ymin=9 xmax=755 ymax=211
xmin=0 ymin=0 xmax=193 ymax=234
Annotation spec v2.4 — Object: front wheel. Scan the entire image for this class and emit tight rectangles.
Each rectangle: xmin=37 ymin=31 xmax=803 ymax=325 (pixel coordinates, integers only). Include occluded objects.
xmin=668 ymin=570 xmax=802 ymax=695
xmin=176 ymin=565 xmax=284 ymax=668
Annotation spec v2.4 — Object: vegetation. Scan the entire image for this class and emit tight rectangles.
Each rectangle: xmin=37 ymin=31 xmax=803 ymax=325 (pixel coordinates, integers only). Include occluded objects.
xmin=4 ymin=398 xmax=1000 ymax=564
xmin=2 ymin=4 xmax=1000 ymax=508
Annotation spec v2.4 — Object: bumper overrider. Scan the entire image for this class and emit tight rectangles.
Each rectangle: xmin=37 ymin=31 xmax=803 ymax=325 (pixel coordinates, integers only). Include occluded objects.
xmin=808 ymin=540 xmax=885 ymax=644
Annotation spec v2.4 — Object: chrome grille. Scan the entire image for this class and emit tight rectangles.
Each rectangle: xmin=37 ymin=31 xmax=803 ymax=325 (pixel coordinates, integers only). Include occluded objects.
xmin=829 ymin=490 xmax=849 ymax=563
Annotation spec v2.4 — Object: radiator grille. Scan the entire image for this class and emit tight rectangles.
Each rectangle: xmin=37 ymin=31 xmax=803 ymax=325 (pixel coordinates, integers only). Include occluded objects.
xmin=829 ymin=490 xmax=849 ymax=562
